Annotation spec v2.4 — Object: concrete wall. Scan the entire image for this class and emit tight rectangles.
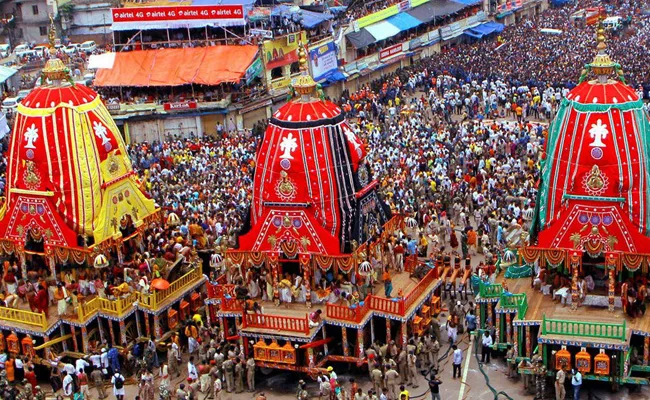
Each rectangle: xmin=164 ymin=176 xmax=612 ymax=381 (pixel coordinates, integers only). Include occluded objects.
xmin=12 ymin=0 xmax=54 ymax=44
xmin=126 ymin=115 xmax=204 ymax=143
xmin=67 ymin=2 xmax=112 ymax=45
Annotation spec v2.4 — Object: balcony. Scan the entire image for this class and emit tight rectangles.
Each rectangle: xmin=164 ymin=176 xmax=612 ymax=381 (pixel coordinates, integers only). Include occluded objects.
xmin=138 ymin=267 xmax=205 ymax=310
xmin=0 ymin=265 xmax=205 ymax=333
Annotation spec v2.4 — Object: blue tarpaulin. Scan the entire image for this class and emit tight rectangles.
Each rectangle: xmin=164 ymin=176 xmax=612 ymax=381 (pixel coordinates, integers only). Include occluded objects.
xmin=385 ymin=13 xmax=423 ymax=31
xmin=463 ymin=30 xmax=484 ymax=39
xmin=321 ymin=71 xmax=346 ymax=87
xmin=473 ymin=21 xmax=504 ymax=34
xmin=300 ymin=9 xmax=333 ymax=28
xmin=450 ymin=0 xmax=482 ymax=5
xmin=464 ymin=21 xmax=504 ymax=38
xmin=328 ymin=6 xmax=348 ymax=15
xmin=271 ymin=5 xmax=332 ymax=28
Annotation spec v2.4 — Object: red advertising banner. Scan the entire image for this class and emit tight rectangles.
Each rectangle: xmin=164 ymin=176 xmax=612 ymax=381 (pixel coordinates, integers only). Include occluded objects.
xmin=163 ymin=101 xmax=197 ymax=111
xmin=379 ymin=44 xmax=403 ymax=61
xmin=112 ymin=5 xmax=244 ymax=23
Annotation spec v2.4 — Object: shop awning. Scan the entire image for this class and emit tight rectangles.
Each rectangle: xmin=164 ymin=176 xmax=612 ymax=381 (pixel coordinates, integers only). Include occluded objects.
xmin=407 ymin=0 xmax=466 ymax=23
xmin=346 ymin=0 xmax=469 ymax=49
xmin=364 ymin=20 xmax=401 ymax=42
xmin=346 ymin=29 xmax=377 ymax=49
xmin=94 ymin=46 xmax=258 ymax=87
xmin=0 ymin=65 xmax=17 ymax=84
xmin=385 ymin=13 xmax=422 ymax=31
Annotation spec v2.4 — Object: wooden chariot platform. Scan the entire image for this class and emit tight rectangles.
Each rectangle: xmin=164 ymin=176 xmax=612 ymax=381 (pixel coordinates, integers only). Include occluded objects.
xmin=207 ymin=261 xmax=444 ymax=343
xmin=0 ymin=260 xmax=206 ymax=343
xmin=475 ymin=276 xmax=650 ymax=386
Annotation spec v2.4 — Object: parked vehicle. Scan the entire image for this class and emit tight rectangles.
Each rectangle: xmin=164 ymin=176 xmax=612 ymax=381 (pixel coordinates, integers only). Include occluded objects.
xmin=33 ymin=45 xmax=50 ymax=56
xmin=80 ymin=41 xmax=96 ymax=54
xmin=1 ymin=97 xmax=19 ymax=112
xmin=64 ymin=43 xmax=80 ymax=55
xmin=13 ymin=44 xmax=35 ymax=58
xmin=602 ymin=16 xmax=622 ymax=31
xmin=0 ymin=44 xmax=10 ymax=58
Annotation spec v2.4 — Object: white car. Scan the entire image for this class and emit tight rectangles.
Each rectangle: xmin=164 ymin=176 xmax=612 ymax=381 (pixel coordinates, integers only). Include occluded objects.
xmin=33 ymin=45 xmax=49 ymax=56
xmin=0 ymin=44 xmax=9 ymax=58
xmin=13 ymin=44 xmax=35 ymax=58
xmin=80 ymin=41 xmax=96 ymax=54
xmin=1 ymin=97 xmax=19 ymax=112
xmin=64 ymin=43 xmax=80 ymax=55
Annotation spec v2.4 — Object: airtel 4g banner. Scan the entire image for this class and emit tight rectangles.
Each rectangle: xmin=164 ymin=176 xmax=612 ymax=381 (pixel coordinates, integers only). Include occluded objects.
xmin=111 ymin=5 xmax=244 ymax=23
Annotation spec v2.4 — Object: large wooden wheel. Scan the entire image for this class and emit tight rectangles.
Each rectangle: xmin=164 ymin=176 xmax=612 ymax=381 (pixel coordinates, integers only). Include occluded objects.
xmin=124 ymin=320 xmax=139 ymax=345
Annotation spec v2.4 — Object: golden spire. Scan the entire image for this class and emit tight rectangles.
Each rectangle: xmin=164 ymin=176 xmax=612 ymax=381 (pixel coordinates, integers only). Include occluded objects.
xmin=42 ymin=13 xmax=71 ymax=83
xmin=298 ymin=42 xmax=308 ymax=73
xmin=589 ymin=20 xmax=616 ymax=82
xmin=291 ymin=41 xmax=317 ymax=98
xmin=48 ymin=14 xmax=56 ymax=55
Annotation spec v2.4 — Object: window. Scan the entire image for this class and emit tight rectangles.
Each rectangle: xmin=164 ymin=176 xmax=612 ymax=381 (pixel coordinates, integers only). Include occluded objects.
xmin=32 ymin=5 xmax=38 ymax=15
xmin=39 ymin=26 xmax=47 ymax=36
xmin=271 ymin=67 xmax=283 ymax=79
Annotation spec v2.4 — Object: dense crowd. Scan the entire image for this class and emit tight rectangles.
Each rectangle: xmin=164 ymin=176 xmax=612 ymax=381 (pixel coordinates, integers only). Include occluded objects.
xmin=420 ymin=0 xmax=650 ymax=91
xmin=129 ymin=126 xmax=265 ymax=250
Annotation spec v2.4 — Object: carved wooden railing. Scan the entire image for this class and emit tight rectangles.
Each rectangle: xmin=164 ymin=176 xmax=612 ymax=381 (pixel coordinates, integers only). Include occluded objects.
xmin=542 ymin=316 xmax=626 ymax=341
xmin=206 ymin=282 xmax=236 ymax=299
xmin=243 ymin=313 xmax=310 ymax=335
xmin=220 ymin=297 xmax=245 ymax=313
xmin=139 ymin=267 xmax=204 ymax=310
xmin=326 ymin=295 xmax=371 ymax=323
xmin=403 ymin=267 xmax=438 ymax=312
xmin=0 ymin=307 xmax=48 ymax=330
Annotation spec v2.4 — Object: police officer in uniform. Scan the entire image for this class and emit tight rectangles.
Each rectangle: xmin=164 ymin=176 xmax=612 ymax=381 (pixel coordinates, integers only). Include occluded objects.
xmin=534 ymin=357 xmax=547 ymax=399
xmin=223 ymin=357 xmax=235 ymax=393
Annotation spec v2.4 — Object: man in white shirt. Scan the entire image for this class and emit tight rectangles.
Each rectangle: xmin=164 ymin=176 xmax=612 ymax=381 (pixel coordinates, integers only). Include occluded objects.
xmin=481 ymin=331 xmax=493 ymax=363
xmin=90 ymin=352 xmax=101 ymax=369
xmin=100 ymin=348 xmax=110 ymax=376
xmin=63 ymin=362 xmax=75 ymax=376
xmin=188 ymin=356 xmax=199 ymax=381
xmin=452 ymin=345 xmax=462 ymax=379
xmin=571 ymin=369 xmax=582 ymax=400
xmin=62 ymin=371 xmax=74 ymax=397
xmin=75 ymin=356 xmax=90 ymax=374
xmin=213 ymin=374 xmax=223 ymax=400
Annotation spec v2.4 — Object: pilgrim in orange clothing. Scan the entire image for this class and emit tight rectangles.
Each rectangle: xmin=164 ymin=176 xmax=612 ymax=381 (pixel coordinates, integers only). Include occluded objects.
xmin=5 ymin=357 xmax=14 ymax=382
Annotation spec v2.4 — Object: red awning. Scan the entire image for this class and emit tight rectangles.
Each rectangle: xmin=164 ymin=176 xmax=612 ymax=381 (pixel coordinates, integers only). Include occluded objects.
xmin=94 ymin=46 xmax=258 ymax=87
